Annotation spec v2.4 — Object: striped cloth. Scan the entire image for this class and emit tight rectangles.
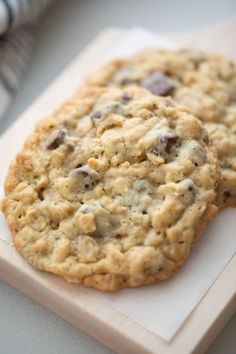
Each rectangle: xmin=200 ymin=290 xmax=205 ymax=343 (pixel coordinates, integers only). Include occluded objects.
xmin=0 ymin=0 xmax=52 ymax=121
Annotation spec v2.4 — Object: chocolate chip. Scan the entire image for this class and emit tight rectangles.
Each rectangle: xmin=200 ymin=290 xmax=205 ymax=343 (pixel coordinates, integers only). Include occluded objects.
xmin=79 ymin=170 xmax=89 ymax=178
xmin=71 ymin=166 xmax=99 ymax=191
xmin=91 ymin=104 xmax=122 ymax=125
xmin=164 ymin=136 xmax=178 ymax=153
xmin=151 ymin=134 xmax=178 ymax=156
xmin=47 ymin=130 xmax=66 ymax=150
xmin=122 ymin=92 xmax=132 ymax=101
xmin=92 ymin=110 xmax=102 ymax=119
xmin=140 ymin=71 xmax=175 ymax=96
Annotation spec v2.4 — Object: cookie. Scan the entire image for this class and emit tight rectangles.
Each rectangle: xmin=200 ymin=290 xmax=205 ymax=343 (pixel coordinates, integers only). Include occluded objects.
xmin=1 ymin=87 xmax=218 ymax=291
xmin=86 ymin=49 xmax=236 ymax=207
xmin=205 ymin=122 xmax=236 ymax=206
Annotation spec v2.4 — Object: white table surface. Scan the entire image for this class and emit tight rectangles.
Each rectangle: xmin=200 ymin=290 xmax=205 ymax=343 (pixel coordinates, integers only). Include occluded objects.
xmin=0 ymin=1 xmax=236 ymax=353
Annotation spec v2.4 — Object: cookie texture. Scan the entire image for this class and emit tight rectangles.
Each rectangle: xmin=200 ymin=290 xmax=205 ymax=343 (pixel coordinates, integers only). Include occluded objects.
xmin=1 ymin=87 xmax=218 ymax=291
xmin=87 ymin=49 xmax=236 ymax=207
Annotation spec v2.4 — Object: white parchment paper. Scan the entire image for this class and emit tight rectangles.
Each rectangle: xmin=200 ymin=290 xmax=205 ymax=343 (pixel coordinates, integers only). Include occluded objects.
xmin=0 ymin=27 xmax=236 ymax=342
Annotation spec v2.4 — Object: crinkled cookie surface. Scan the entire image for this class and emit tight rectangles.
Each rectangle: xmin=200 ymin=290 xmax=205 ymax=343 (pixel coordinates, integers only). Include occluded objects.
xmin=87 ymin=49 xmax=236 ymax=207
xmin=1 ymin=87 xmax=218 ymax=291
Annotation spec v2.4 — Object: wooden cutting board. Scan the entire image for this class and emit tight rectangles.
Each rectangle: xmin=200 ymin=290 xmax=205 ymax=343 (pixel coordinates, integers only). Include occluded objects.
xmin=0 ymin=19 xmax=236 ymax=354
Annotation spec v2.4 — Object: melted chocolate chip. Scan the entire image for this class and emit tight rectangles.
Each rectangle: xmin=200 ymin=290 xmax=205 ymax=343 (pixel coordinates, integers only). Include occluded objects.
xmin=140 ymin=71 xmax=175 ymax=96
xmin=164 ymin=136 xmax=178 ymax=153
xmin=92 ymin=110 xmax=102 ymax=119
xmin=79 ymin=170 xmax=89 ymax=178
xmin=47 ymin=130 xmax=66 ymax=150
xmin=151 ymin=135 xmax=178 ymax=156
xmin=72 ymin=166 xmax=99 ymax=191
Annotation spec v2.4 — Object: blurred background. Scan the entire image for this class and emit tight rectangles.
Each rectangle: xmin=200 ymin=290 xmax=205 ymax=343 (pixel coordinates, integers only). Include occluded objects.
xmin=1 ymin=0 xmax=236 ymax=134
xmin=0 ymin=1 xmax=236 ymax=353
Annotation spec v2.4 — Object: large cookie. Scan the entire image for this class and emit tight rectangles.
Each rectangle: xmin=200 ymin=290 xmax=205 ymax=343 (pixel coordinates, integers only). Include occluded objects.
xmin=1 ymin=87 xmax=218 ymax=291
xmin=87 ymin=49 xmax=236 ymax=207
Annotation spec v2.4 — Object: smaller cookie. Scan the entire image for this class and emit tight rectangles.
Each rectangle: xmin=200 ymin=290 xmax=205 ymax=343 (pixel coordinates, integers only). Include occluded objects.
xmin=86 ymin=48 xmax=236 ymax=207
xmin=1 ymin=86 xmax=218 ymax=291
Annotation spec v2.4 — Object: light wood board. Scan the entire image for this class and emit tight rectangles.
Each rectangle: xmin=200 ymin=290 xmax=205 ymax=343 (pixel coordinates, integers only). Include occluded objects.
xmin=0 ymin=22 xmax=236 ymax=354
